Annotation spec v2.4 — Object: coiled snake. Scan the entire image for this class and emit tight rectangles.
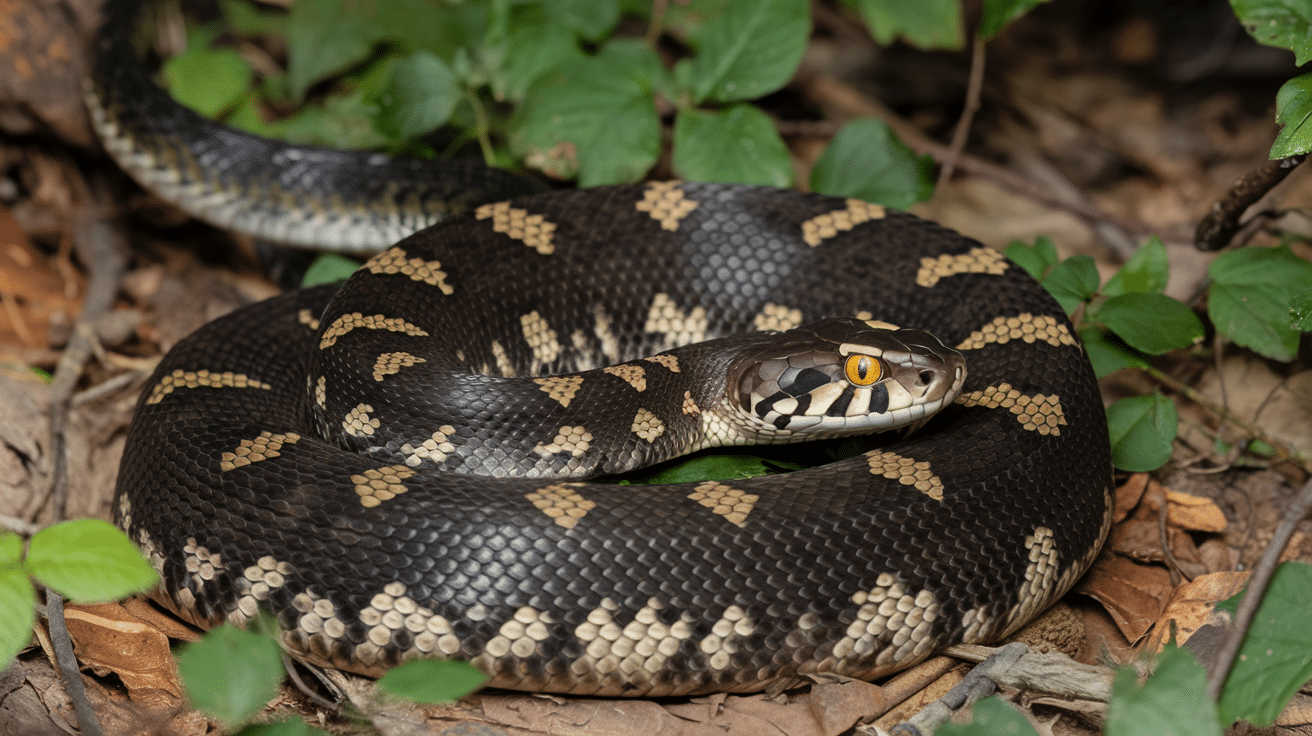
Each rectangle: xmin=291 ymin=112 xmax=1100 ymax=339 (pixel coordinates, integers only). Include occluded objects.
xmin=94 ymin=0 xmax=1113 ymax=697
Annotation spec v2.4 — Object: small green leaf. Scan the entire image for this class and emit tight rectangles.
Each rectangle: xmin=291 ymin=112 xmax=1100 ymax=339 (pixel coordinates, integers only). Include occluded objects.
xmin=1079 ymin=327 xmax=1148 ymax=378
xmin=1208 ymin=245 xmax=1312 ymax=361
xmin=25 ymin=520 xmax=157 ymax=603
xmin=0 ymin=533 xmax=36 ymax=669
xmin=494 ymin=20 xmax=583 ymax=102
xmin=1231 ymin=0 xmax=1312 ymax=66
xmin=544 ymin=0 xmax=621 ymax=41
xmin=1272 ymin=73 xmax=1312 ymax=158
xmin=377 ymin=659 xmax=488 ymax=703
xmin=620 ymin=452 xmax=807 ymax=485
xmin=1105 ymin=643 xmax=1221 ymax=736
xmin=512 ymin=41 xmax=663 ymax=185
xmin=1095 ymin=292 xmax=1203 ymax=355
xmin=843 ymin=0 xmax=963 ymax=49
xmin=809 ymin=119 xmax=935 ymax=209
xmin=373 ymin=52 xmax=460 ymax=140
xmin=163 ymin=45 xmax=253 ymax=119
xmin=1004 ymin=236 xmax=1060 ymax=281
xmin=286 ymin=0 xmax=380 ymax=100
xmin=1103 ymin=236 xmax=1169 ymax=297
xmin=1291 ymin=287 xmax=1312 ymax=330
xmin=301 ymin=254 xmax=361 ymax=287
xmin=1216 ymin=562 xmax=1312 ymax=727
xmin=978 ymin=0 xmax=1047 ymax=40
xmin=1106 ymin=394 xmax=1176 ymax=472
xmin=257 ymin=89 xmax=389 ymax=149
xmin=671 ymin=105 xmax=793 ymax=187
xmin=237 ymin=719 xmax=330 ymax=736
xmin=178 ymin=625 xmax=285 ymax=727
xmin=683 ymin=0 xmax=809 ymax=103
xmin=219 ymin=0 xmax=288 ymax=36
xmin=1039 ymin=254 xmax=1100 ymax=314
xmin=936 ymin=696 xmax=1040 ymax=735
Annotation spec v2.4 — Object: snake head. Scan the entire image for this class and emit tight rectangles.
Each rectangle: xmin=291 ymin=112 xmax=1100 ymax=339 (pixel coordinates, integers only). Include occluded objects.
xmin=729 ymin=318 xmax=966 ymax=439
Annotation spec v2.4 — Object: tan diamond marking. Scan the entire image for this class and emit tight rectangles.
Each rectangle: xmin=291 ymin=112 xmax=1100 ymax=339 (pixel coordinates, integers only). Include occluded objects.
xmin=681 ymin=390 xmax=701 ymax=416
xmin=593 ymin=306 xmax=620 ymax=363
xmin=801 ymin=199 xmax=886 ymax=246
xmin=956 ymin=383 xmax=1067 ymax=436
xmin=343 ymin=403 xmax=379 ymax=437
xmin=319 ymin=313 xmax=427 ymax=349
xmin=832 ymin=573 xmax=940 ymax=664
xmin=147 ymin=369 xmax=271 ymax=405
xmin=916 ymin=246 xmax=1008 ymax=287
xmin=644 ymin=354 xmax=680 ymax=372
xmin=644 ymin=293 xmax=707 ymax=348
xmin=632 ymin=408 xmax=665 ymax=442
xmin=571 ymin=598 xmax=694 ymax=689
xmin=352 ymin=464 xmax=416 ymax=508
xmin=372 ymin=351 xmax=427 ymax=381
xmin=635 ymin=181 xmax=699 ymax=230
xmin=363 ymin=248 xmax=454 ymax=293
xmin=866 ymin=451 xmax=944 ymax=500
xmin=489 ymin=340 xmax=515 ymax=377
xmin=400 ymin=425 xmax=456 ymax=467
xmin=475 ymin=201 xmax=556 ymax=254
xmin=297 ymin=309 xmax=320 ymax=331
xmin=955 ymin=313 xmax=1078 ymax=350
xmin=220 ymin=431 xmax=301 ymax=472
xmin=688 ymin=481 xmax=759 ymax=527
xmin=526 ymin=484 xmax=595 ymax=529
xmin=182 ymin=538 xmax=222 ymax=584
xmin=534 ymin=376 xmax=585 ymax=407
xmin=534 ymin=425 xmax=593 ymax=458
xmin=753 ymin=302 xmax=803 ymax=332
xmin=520 ymin=310 xmax=561 ymax=365
xmin=604 ymin=364 xmax=647 ymax=391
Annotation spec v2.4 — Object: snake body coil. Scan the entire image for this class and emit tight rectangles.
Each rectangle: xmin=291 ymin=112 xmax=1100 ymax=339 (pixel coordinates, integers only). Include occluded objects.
xmin=98 ymin=0 xmax=1113 ymax=697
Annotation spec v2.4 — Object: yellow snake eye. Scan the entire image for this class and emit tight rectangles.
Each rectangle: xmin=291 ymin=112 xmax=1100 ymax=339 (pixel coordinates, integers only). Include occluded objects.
xmin=844 ymin=354 xmax=882 ymax=386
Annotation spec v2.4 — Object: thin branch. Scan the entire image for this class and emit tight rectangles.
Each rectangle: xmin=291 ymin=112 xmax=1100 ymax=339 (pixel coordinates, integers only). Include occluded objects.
xmin=938 ymin=34 xmax=986 ymax=188
xmin=1205 ymin=475 xmax=1312 ymax=699
xmin=46 ymin=591 xmax=106 ymax=736
xmin=1195 ymin=154 xmax=1306 ymax=251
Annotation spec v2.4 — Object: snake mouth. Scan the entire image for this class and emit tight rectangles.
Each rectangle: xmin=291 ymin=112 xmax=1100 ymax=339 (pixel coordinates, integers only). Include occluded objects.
xmin=732 ymin=319 xmax=967 ymax=439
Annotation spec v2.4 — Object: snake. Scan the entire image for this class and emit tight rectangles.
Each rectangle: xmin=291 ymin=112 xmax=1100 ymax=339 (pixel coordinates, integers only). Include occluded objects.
xmin=92 ymin=0 xmax=1114 ymax=697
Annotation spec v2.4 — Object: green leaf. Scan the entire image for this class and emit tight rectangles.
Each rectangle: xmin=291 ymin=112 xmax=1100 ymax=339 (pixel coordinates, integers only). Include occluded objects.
xmin=494 ymin=20 xmax=583 ymax=102
xmin=1103 ymin=236 xmax=1169 ymax=297
xmin=843 ymin=0 xmax=963 ymax=49
xmin=512 ymin=40 xmax=663 ymax=185
xmin=1231 ymin=0 xmax=1312 ymax=65
xmin=219 ymin=0 xmax=288 ymax=36
xmin=237 ymin=719 xmax=330 ymax=736
xmin=809 ymin=119 xmax=935 ymax=209
xmin=1106 ymin=394 xmax=1176 ymax=472
xmin=681 ymin=0 xmax=809 ymax=103
xmin=0 ymin=533 xmax=36 ymax=669
xmin=978 ymin=0 xmax=1047 ymax=40
xmin=302 ymin=254 xmax=361 ymax=287
xmin=1272 ymin=73 xmax=1312 ymax=159
xmin=373 ymin=52 xmax=460 ymax=140
xmin=1208 ymin=245 xmax=1312 ymax=361
xmin=1039 ymin=254 xmax=1099 ymax=314
xmin=1105 ymin=643 xmax=1221 ymax=736
xmin=620 ymin=452 xmax=807 ymax=485
xmin=1216 ymin=562 xmax=1312 ymax=727
xmin=177 ymin=625 xmax=285 ymax=727
xmin=1095 ymin=292 xmax=1203 ymax=355
xmin=671 ymin=105 xmax=793 ymax=187
xmin=1291 ymin=287 xmax=1312 ymax=330
xmin=286 ymin=0 xmax=381 ymax=100
xmin=377 ymin=659 xmax=488 ymax=703
xmin=256 ymin=89 xmax=389 ymax=149
xmin=936 ymin=696 xmax=1040 ymax=735
xmin=25 ymin=520 xmax=157 ymax=603
xmin=163 ymin=44 xmax=253 ymax=119
xmin=1079 ymin=327 xmax=1148 ymax=378
xmin=1004 ymin=236 xmax=1060 ymax=281
xmin=545 ymin=0 xmax=622 ymax=41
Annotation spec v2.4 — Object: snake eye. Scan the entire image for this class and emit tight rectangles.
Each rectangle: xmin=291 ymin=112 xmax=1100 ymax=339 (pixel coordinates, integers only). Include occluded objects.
xmin=844 ymin=354 xmax=882 ymax=386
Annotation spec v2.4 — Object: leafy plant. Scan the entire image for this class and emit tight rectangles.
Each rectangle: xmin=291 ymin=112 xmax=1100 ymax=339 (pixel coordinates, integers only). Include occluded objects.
xmin=0 ymin=520 xmax=158 ymax=668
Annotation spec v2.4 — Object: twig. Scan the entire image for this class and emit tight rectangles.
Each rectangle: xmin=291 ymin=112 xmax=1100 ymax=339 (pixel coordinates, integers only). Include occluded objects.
xmin=1195 ymin=154 xmax=1306 ymax=251
xmin=937 ymin=35 xmax=986 ymax=188
xmin=1205 ymin=475 xmax=1312 ymax=699
xmin=0 ymin=514 xmax=40 ymax=536
xmin=1140 ymin=364 xmax=1312 ymax=474
xmin=1157 ymin=485 xmax=1189 ymax=585
xmin=644 ymin=0 xmax=668 ymax=48
xmin=46 ymin=591 xmax=106 ymax=736
xmin=891 ymin=643 xmax=1028 ymax=735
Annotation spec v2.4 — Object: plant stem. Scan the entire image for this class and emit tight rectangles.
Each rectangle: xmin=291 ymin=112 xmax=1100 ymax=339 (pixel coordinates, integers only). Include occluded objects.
xmin=463 ymin=88 xmax=496 ymax=167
